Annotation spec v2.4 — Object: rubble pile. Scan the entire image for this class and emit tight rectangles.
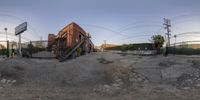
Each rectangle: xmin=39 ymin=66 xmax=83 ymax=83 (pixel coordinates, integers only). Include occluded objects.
xmin=94 ymin=67 xmax=149 ymax=93
xmin=128 ymin=70 xmax=149 ymax=84
xmin=0 ymin=74 xmax=16 ymax=89
xmin=0 ymin=56 xmax=6 ymax=61
xmin=176 ymin=69 xmax=200 ymax=89
xmin=94 ymin=83 xmax=122 ymax=94
xmin=97 ymin=57 xmax=113 ymax=64
xmin=175 ymin=60 xmax=200 ymax=89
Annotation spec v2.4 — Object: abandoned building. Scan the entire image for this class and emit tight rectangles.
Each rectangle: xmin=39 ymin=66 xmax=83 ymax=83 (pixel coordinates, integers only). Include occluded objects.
xmin=48 ymin=22 xmax=94 ymax=59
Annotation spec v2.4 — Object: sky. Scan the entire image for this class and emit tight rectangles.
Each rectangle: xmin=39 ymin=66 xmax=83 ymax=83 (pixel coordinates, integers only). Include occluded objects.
xmin=0 ymin=0 xmax=200 ymax=46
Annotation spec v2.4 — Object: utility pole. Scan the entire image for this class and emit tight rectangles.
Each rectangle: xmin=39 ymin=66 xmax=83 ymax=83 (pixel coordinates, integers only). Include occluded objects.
xmin=104 ymin=40 xmax=106 ymax=51
xmin=174 ymin=35 xmax=177 ymax=47
xmin=19 ymin=34 xmax=21 ymax=56
xmin=163 ymin=18 xmax=171 ymax=56
xmin=174 ymin=35 xmax=177 ymax=55
xmin=163 ymin=18 xmax=171 ymax=47
xmin=4 ymin=28 xmax=8 ymax=41
xmin=4 ymin=28 xmax=9 ymax=57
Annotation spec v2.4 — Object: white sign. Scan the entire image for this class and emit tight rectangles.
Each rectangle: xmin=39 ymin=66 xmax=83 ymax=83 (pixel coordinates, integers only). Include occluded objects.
xmin=15 ymin=22 xmax=27 ymax=35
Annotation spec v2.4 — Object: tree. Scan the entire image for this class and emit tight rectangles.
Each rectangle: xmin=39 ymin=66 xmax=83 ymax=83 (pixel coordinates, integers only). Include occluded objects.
xmin=121 ymin=44 xmax=128 ymax=52
xmin=0 ymin=44 xmax=5 ymax=49
xmin=151 ymin=35 xmax=165 ymax=54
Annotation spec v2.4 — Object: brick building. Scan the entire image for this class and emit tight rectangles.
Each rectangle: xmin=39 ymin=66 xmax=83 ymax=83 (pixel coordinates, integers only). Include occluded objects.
xmin=48 ymin=22 xmax=94 ymax=58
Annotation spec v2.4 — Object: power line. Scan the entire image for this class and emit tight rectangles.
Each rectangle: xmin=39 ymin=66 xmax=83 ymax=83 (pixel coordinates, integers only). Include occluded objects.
xmin=174 ymin=32 xmax=200 ymax=36
xmin=171 ymin=13 xmax=200 ymax=22
xmin=110 ymin=34 xmax=152 ymax=43
xmin=79 ymin=24 xmax=127 ymax=37
xmin=119 ymin=24 xmax=162 ymax=33
xmin=119 ymin=21 xmax=162 ymax=31
xmin=74 ymin=22 xmax=168 ymax=45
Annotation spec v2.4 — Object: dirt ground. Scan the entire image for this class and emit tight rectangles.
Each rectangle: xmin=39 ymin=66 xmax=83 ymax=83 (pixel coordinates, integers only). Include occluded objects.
xmin=0 ymin=52 xmax=200 ymax=100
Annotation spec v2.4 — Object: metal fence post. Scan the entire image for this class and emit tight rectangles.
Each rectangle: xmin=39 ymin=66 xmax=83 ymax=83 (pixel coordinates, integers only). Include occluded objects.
xmin=7 ymin=40 xmax=9 ymax=58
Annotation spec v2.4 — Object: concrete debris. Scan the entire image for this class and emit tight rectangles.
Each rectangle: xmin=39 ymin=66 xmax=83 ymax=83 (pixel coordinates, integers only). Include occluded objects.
xmin=94 ymin=75 xmax=123 ymax=93
xmin=192 ymin=60 xmax=200 ymax=69
xmin=0 ymin=73 xmax=16 ymax=89
xmin=94 ymin=67 xmax=149 ymax=94
xmin=176 ymin=69 xmax=200 ymax=89
xmin=97 ymin=57 xmax=113 ymax=64
xmin=161 ymin=64 xmax=195 ymax=79
xmin=94 ymin=84 xmax=121 ymax=93
xmin=0 ymin=56 xmax=6 ymax=61
xmin=1 ymin=52 xmax=200 ymax=99
xmin=159 ymin=61 xmax=177 ymax=68
xmin=0 ymin=78 xmax=16 ymax=88
xmin=128 ymin=70 xmax=149 ymax=84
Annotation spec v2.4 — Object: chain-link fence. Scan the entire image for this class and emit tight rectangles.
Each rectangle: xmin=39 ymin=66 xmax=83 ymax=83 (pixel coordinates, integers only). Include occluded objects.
xmin=0 ymin=40 xmax=91 ymax=59
xmin=21 ymin=41 xmax=56 ymax=59
xmin=168 ymin=41 xmax=200 ymax=55
xmin=0 ymin=40 xmax=57 ymax=59
xmin=0 ymin=41 xmax=7 ymax=56
xmin=0 ymin=41 xmax=18 ymax=58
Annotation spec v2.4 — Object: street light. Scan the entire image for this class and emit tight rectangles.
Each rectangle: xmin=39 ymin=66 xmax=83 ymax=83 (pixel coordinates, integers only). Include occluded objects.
xmin=174 ymin=35 xmax=177 ymax=46
xmin=4 ymin=27 xmax=7 ymax=41
xmin=4 ymin=27 xmax=9 ymax=57
xmin=174 ymin=35 xmax=177 ymax=55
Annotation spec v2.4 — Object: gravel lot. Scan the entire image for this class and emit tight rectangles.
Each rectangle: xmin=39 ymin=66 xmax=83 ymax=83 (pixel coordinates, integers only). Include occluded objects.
xmin=0 ymin=52 xmax=200 ymax=100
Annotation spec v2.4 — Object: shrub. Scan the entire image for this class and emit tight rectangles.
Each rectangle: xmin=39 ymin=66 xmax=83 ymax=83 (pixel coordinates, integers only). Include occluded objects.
xmin=121 ymin=44 xmax=128 ymax=52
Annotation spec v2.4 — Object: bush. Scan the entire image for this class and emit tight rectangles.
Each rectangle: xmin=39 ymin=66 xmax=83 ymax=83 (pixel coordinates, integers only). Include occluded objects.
xmin=121 ymin=44 xmax=128 ymax=52
xmin=105 ymin=43 xmax=154 ymax=51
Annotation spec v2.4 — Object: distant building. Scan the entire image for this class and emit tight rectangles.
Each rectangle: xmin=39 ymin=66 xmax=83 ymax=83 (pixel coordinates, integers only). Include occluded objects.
xmin=101 ymin=43 xmax=154 ymax=51
xmin=177 ymin=44 xmax=200 ymax=49
xmin=48 ymin=34 xmax=56 ymax=47
xmin=100 ymin=44 xmax=119 ymax=51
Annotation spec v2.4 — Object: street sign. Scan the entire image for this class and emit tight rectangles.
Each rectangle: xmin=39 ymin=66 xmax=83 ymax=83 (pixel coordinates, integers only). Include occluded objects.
xmin=15 ymin=22 xmax=27 ymax=35
xmin=15 ymin=22 xmax=27 ymax=56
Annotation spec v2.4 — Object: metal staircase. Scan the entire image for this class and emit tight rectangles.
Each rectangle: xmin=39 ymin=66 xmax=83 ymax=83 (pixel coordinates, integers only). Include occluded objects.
xmin=59 ymin=36 xmax=89 ymax=62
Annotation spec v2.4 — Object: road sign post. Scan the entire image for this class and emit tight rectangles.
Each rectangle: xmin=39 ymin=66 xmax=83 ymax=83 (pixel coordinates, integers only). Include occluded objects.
xmin=18 ymin=34 xmax=21 ymax=56
xmin=15 ymin=22 xmax=27 ymax=57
